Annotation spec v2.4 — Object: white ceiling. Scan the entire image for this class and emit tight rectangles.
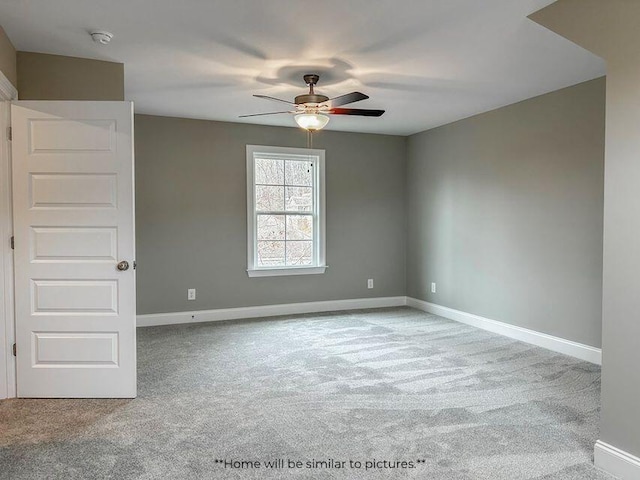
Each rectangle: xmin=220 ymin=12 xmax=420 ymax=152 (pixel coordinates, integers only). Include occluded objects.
xmin=0 ymin=0 xmax=605 ymax=135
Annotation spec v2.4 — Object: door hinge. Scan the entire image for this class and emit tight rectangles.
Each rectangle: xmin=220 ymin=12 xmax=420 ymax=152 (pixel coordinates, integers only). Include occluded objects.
xmin=12 ymin=343 xmax=16 ymax=356
xmin=133 ymin=260 xmax=136 ymax=270
xmin=10 ymin=236 xmax=14 ymax=250
xmin=7 ymin=127 xmax=11 ymax=141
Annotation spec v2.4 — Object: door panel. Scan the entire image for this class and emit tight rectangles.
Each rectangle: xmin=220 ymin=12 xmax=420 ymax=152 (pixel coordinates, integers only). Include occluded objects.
xmin=33 ymin=332 xmax=119 ymax=367
xmin=31 ymin=280 xmax=118 ymax=314
xmin=30 ymin=173 xmax=118 ymax=208
xmin=29 ymin=119 xmax=116 ymax=153
xmin=12 ymin=101 xmax=135 ymax=398
xmin=30 ymin=227 xmax=118 ymax=262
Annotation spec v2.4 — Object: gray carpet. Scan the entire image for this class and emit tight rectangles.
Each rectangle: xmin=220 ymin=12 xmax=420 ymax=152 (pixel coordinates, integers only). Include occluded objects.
xmin=0 ymin=307 xmax=612 ymax=479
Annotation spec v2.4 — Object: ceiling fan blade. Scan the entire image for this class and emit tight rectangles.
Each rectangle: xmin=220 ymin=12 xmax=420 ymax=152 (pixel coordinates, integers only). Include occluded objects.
xmin=239 ymin=111 xmax=292 ymax=118
xmin=329 ymin=108 xmax=385 ymax=117
xmin=322 ymin=92 xmax=369 ymax=107
xmin=254 ymin=94 xmax=296 ymax=105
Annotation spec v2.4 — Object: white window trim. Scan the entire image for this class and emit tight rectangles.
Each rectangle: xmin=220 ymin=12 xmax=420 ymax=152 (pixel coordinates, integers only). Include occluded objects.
xmin=246 ymin=145 xmax=326 ymax=277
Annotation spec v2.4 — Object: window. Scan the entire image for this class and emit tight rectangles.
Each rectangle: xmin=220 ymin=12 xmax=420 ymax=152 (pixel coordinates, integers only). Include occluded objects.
xmin=246 ymin=145 xmax=326 ymax=277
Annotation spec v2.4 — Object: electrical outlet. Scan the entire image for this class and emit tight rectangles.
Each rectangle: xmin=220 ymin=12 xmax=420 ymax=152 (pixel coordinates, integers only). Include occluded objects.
xmin=431 ymin=282 xmax=436 ymax=294
xmin=367 ymin=278 xmax=374 ymax=289
xmin=188 ymin=288 xmax=196 ymax=300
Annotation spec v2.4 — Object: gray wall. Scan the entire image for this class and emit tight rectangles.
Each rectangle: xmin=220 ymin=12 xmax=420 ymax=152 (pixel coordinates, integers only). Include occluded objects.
xmin=532 ymin=0 xmax=640 ymax=461
xmin=0 ymin=25 xmax=16 ymax=89
xmin=406 ymin=78 xmax=605 ymax=348
xmin=135 ymin=114 xmax=406 ymax=315
xmin=17 ymin=52 xmax=124 ymax=100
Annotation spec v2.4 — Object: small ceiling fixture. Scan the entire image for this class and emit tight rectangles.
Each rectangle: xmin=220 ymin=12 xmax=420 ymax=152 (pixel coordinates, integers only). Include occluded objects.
xmin=241 ymin=74 xmax=385 ymax=132
xmin=90 ymin=31 xmax=113 ymax=45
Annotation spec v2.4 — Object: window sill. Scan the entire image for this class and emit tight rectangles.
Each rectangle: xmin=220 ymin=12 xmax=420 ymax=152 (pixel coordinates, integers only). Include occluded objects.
xmin=247 ymin=266 xmax=327 ymax=278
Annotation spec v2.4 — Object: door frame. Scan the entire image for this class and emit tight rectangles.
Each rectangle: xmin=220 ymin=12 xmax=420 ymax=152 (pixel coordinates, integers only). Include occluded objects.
xmin=0 ymin=69 xmax=18 ymax=399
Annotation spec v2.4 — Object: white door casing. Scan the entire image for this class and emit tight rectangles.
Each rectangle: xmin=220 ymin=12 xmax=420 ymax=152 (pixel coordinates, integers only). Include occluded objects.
xmin=11 ymin=101 xmax=136 ymax=398
xmin=0 ymin=71 xmax=18 ymax=399
xmin=0 ymin=100 xmax=10 ymax=400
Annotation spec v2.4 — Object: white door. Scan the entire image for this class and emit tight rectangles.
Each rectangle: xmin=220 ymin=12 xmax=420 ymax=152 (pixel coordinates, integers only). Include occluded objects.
xmin=11 ymin=101 xmax=136 ymax=398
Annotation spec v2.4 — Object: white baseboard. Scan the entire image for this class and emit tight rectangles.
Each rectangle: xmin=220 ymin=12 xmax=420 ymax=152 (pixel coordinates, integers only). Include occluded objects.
xmin=406 ymin=297 xmax=602 ymax=365
xmin=138 ymin=296 xmax=602 ymax=365
xmin=137 ymin=296 xmax=407 ymax=327
xmin=595 ymin=440 xmax=640 ymax=479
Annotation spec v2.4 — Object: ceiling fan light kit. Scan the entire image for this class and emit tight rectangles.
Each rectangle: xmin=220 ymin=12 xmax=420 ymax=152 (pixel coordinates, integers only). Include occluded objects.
xmin=294 ymin=113 xmax=330 ymax=131
xmin=241 ymin=73 xmax=385 ymax=132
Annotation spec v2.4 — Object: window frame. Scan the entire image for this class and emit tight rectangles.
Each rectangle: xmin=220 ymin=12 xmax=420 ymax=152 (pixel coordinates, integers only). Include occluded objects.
xmin=246 ymin=145 xmax=326 ymax=277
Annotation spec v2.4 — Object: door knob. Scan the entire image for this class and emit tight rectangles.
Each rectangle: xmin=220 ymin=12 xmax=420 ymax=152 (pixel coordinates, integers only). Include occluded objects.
xmin=117 ymin=260 xmax=130 ymax=271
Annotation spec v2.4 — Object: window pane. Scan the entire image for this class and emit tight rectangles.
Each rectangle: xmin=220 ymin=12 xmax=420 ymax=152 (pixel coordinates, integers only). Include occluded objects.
xmin=285 ymin=160 xmax=313 ymax=186
xmin=255 ymin=157 xmax=284 ymax=185
xmin=257 ymin=215 xmax=285 ymax=240
xmin=257 ymin=241 xmax=285 ymax=267
xmin=286 ymin=215 xmax=313 ymax=240
xmin=256 ymin=185 xmax=284 ymax=212
xmin=285 ymin=186 xmax=313 ymax=212
xmin=286 ymin=241 xmax=313 ymax=266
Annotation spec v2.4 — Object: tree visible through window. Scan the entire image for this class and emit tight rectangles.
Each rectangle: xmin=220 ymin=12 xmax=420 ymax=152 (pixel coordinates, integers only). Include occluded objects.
xmin=247 ymin=146 xmax=326 ymax=277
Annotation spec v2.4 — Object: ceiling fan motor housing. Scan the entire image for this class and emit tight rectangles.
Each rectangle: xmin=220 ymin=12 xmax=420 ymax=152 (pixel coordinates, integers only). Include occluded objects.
xmin=296 ymin=73 xmax=329 ymax=105
xmin=295 ymin=93 xmax=329 ymax=105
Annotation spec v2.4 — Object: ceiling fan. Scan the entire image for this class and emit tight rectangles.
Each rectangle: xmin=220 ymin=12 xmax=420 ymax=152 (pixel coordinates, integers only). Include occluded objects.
xmin=240 ymin=74 xmax=385 ymax=131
